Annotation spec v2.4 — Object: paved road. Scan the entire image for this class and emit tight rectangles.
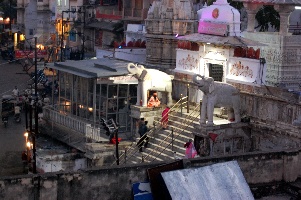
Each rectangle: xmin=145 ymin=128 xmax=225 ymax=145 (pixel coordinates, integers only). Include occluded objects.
xmin=0 ymin=58 xmax=31 ymax=176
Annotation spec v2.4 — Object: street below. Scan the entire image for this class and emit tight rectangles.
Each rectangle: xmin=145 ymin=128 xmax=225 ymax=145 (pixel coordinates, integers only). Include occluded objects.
xmin=0 ymin=58 xmax=30 ymax=175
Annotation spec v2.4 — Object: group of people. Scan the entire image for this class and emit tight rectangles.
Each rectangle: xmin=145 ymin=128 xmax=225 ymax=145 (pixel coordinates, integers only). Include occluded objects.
xmin=147 ymin=92 xmax=171 ymax=129
xmin=136 ymin=91 xmax=199 ymax=158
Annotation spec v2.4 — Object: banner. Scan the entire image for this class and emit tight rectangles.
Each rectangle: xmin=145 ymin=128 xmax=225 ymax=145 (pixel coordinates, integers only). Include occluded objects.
xmin=15 ymin=50 xmax=48 ymax=59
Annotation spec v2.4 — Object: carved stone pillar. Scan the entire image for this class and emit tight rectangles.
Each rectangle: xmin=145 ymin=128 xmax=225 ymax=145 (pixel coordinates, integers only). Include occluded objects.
xmin=274 ymin=5 xmax=295 ymax=35
xmin=243 ymin=3 xmax=262 ymax=32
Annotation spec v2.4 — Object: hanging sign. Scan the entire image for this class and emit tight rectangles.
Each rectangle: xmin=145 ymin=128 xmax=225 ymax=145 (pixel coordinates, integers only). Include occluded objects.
xmin=198 ymin=21 xmax=228 ymax=36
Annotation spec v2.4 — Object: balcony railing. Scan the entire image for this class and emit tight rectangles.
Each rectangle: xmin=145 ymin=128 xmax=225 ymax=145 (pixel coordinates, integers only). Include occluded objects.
xmin=43 ymin=106 xmax=108 ymax=142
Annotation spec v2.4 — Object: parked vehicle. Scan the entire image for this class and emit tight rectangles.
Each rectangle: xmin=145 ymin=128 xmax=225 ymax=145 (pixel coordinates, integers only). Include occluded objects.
xmin=1 ymin=47 xmax=15 ymax=61
xmin=2 ymin=115 xmax=8 ymax=127
xmin=1 ymin=95 xmax=16 ymax=127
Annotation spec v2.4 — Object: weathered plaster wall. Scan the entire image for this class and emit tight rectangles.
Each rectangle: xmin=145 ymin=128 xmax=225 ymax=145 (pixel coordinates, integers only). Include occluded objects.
xmin=242 ymin=32 xmax=301 ymax=89
xmin=173 ymin=78 xmax=301 ymax=130
xmin=1 ymin=149 xmax=301 ymax=200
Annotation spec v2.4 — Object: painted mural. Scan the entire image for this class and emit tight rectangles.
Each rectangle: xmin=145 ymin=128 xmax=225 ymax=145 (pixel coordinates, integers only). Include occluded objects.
xmin=176 ymin=51 xmax=200 ymax=73
xmin=229 ymin=61 xmax=253 ymax=78
xmin=227 ymin=57 xmax=266 ymax=84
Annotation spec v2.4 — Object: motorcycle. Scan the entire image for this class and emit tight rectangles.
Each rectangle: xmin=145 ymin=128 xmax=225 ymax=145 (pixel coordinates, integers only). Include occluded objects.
xmin=2 ymin=116 xmax=8 ymax=128
xmin=14 ymin=113 xmax=21 ymax=123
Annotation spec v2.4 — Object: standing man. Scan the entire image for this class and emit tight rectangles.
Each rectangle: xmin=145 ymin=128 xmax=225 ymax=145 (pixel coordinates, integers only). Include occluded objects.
xmin=138 ymin=120 xmax=149 ymax=152
xmin=21 ymin=151 xmax=28 ymax=173
xmin=12 ymin=86 xmax=19 ymax=98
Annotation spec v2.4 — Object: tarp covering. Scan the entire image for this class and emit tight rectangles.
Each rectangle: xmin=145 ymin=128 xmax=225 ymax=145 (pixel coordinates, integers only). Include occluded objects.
xmin=161 ymin=161 xmax=254 ymax=200
xmin=52 ymin=58 xmax=132 ymax=78
xmin=177 ymin=33 xmax=266 ymax=47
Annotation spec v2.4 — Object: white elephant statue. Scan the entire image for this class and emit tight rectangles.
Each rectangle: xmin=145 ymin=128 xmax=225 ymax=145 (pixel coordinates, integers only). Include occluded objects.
xmin=193 ymin=74 xmax=241 ymax=126
xmin=127 ymin=63 xmax=173 ymax=107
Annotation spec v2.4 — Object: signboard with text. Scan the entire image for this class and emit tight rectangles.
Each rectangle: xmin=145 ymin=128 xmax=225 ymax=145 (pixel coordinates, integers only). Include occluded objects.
xmin=198 ymin=21 xmax=228 ymax=36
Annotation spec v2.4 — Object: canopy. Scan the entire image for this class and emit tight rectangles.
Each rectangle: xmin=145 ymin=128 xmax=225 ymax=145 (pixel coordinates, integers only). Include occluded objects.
xmin=51 ymin=58 xmax=131 ymax=78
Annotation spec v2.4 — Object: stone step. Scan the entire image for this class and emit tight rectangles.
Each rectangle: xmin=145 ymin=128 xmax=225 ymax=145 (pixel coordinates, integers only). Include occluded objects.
xmin=120 ymin=105 xmax=231 ymax=165
xmin=147 ymin=137 xmax=186 ymax=156
xmin=153 ymin=132 xmax=191 ymax=150
xmin=139 ymin=145 xmax=181 ymax=163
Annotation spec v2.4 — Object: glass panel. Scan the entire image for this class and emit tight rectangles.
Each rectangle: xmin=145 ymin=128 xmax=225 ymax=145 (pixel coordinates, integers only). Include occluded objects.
xmin=108 ymin=85 xmax=117 ymax=98
xmin=101 ymin=84 xmax=107 ymax=96
xmin=128 ymin=84 xmax=137 ymax=106
xmin=118 ymin=85 xmax=128 ymax=97
xmin=107 ymin=98 xmax=117 ymax=113
xmin=107 ymin=114 xmax=116 ymax=123
xmin=129 ymin=84 xmax=137 ymax=97
xmin=117 ymin=114 xmax=127 ymax=132
xmin=96 ymin=94 xmax=100 ymax=109
xmin=117 ymin=98 xmax=127 ymax=111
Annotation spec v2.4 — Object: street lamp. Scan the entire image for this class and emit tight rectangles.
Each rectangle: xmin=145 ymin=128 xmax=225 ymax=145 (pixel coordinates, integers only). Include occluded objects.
xmin=24 ymin=131 xmax=28 ymax=143
xmin=22 ymin=37 xmax=38 ymax=174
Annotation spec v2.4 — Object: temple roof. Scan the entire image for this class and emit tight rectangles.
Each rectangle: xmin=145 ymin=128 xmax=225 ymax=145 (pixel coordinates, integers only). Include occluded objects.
xmin=177 ymin=33 xmax=267 ymax=47
xmin=49 ymin=58 xmax=130 ymax=78
xmin=233 ymin=0 xmax=301 ymax=5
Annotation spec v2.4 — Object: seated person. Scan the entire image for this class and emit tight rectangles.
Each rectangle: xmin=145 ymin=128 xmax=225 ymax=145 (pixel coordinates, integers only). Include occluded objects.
xmin=147 ymin=92 xmax=160 ymax=107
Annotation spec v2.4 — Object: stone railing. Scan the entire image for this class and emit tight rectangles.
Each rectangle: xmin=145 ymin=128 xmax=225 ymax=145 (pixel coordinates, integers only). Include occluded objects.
xmin=42 ymin=106 xmax=108 ymax=142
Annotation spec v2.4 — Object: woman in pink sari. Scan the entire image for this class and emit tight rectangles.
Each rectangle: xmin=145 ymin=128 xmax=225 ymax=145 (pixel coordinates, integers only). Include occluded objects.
xmin=184 ymin=139 xmax=197 ymax=158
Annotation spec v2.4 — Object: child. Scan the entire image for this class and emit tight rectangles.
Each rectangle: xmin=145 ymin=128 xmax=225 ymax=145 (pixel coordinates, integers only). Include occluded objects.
xmin=184 ymin=139 xmax=197 ymax=158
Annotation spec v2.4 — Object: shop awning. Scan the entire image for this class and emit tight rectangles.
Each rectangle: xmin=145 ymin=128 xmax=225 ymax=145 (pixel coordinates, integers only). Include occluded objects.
xmin=86 ymin=21 xmax=118 ymax=31
xmin=50 ymin=58 xmax=132 ymax=79
xmin=177 ymin=33 xmax=267 ymax=47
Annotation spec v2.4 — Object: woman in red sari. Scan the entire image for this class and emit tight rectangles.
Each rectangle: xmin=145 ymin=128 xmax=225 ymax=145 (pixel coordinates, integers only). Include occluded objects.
xmin=161 ymin=105 xmax=170 ymax=129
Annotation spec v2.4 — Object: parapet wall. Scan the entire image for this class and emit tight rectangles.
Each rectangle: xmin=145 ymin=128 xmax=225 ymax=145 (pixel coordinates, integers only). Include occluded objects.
xmin=1 ymin=149 xmax=301 ymax=200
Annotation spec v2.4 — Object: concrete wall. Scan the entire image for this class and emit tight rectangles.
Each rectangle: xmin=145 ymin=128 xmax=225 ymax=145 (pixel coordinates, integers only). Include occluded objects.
xmin=1 ymin=149 xmax=301 ymax=200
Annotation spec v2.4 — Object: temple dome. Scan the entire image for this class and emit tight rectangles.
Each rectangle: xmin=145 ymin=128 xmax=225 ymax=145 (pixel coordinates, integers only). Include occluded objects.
xmin=199 ymin=0 xmax=241 ymax=36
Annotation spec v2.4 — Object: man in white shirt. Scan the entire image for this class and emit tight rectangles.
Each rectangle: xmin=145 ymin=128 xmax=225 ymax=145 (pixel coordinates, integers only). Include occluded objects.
xmin=12 ymin=86 xmax=19 ymax=97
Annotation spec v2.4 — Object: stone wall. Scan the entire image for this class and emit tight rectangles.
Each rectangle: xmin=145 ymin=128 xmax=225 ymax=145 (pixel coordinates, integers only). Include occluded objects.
xmin=173 ymin=78 xmax=301 ymax=130
xmin=242 ymin=32 xmax=301 ymax=90
xmin=1 ymin=149 xmax=301 ymax=200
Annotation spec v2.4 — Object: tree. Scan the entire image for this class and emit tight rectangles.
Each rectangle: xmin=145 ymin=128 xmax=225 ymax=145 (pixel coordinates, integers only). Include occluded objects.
xmin=204 ymin=0 xmax=280 ymax=32
xmin=255 ymin=6 xmax=280 ymax=32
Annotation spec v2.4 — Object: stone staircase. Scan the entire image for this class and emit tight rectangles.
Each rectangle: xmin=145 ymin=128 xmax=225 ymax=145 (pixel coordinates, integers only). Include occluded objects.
xmin=118 ymin=104 xmax=201 ymax=165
